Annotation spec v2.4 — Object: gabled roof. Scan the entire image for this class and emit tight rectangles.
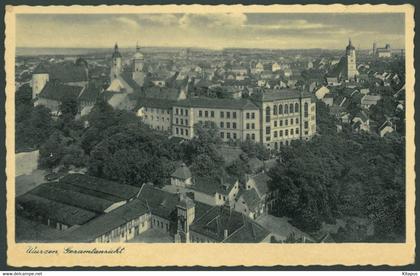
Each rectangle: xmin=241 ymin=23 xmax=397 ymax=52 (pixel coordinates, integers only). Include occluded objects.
xmin=38 ymin=81 xmax=84 ymax=102
xmin=37 ymin=62 xmax=88 ymax=83
xmin=258 ymin=88 xmax=312 ymax=102
xmin=192 ymin=176 xmax=238 ymax=196
xmin=249 ymin=172 xmax=270 ymax=198
xmin=58 ymin=199 xmax=149 ymax=242
xmin=59 ymin=174 xmax=140 ymax=201
xmin=137 ymin=183 xmax=179 ymax=219
xmin=239 ymin=188 xmax=261 ymax=212
xmin=190 ymin=205 xmax=269 ymax=243
xmin=141 ymin=86 xmax=183 ymax=101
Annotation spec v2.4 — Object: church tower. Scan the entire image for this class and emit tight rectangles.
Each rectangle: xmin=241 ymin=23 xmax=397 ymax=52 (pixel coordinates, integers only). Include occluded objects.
xmin=345 ymin=39 xmax=358 ymax=80
xmin=110 ymin=43 xmax=122 ymax=82
xmin=174 ymin=193 xmax=195 ymax=243
xmin=132 ymin=42 xmax=145 ymax=87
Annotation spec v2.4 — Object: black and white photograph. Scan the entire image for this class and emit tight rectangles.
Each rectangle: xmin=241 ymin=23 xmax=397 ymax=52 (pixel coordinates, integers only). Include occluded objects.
xmin=4 ymin=4 xmax=415 ymax=268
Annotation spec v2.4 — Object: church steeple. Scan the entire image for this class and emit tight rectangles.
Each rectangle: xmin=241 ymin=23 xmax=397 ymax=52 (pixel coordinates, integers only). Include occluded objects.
xmin=110 ymin=42 xmax=122 ymax=81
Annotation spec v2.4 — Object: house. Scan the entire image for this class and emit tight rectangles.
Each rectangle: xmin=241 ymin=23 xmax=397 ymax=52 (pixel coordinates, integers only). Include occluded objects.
xmin=326 ymin=76 xmax=340 ymax=86
xmin=170 ymin=163 xmax=193 ymax=188
xmin=244 ymin=172 xmax=278 ymax=214
xmin=352 ymin=111 xmax=370 ymax=133
xmin=361 ymin=95 xmax=382 ymax=109
xmin=322 ymin=94 xmax=334 ymax=107
xmin=314 ymin=86 xmax=330 ymax=100
xmin=189 ymin=204 xmax=271 ymax=243
xmin=187 ymin=176 xmax=240 ymax=206
xmin=234 ymin=188 xmax=263 ymax=219
xmin=378 ymin=120 xmax=394 ymax=137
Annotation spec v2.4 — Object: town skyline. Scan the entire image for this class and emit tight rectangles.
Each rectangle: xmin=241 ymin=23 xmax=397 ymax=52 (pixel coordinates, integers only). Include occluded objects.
xmin=16 ymin=13 xmax=405 ymax=50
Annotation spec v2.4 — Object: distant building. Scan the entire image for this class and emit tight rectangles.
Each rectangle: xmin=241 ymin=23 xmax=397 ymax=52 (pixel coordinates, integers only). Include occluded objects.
xmin=361 ymin=95 xmax=382 ymax=109
xmin=345 ymin=39 xmax=359 ymax=80
xmin=170 ymin=163 xmax=193 ymax=188
xmin=375 ymin=43 xmax=392 ymax=58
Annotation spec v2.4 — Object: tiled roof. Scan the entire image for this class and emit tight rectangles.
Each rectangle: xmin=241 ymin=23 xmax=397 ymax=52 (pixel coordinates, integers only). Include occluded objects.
xmin=38 ymin=81 xmax=84 ymax=102
xmin=239 ymin=188 xmax=261 ymax=212
xmin=137 ymin=97 xmax=175 ymax=109
xmin=192 ymin=176 xmax=238 ymax=196
xmin=174 ymin=98 xmax=259 ymax=110
xmin=137 ymin=183 xmax=179 ymax=220
xmin=190 ymin=205 xmax=269 ymax=243
xmin=78 ymin=83 xmax=101 ymax=102
xmin=35 ymin=62 xmax=88 ymax=83
xmin=259 ymin=89 xmax=312 ymax=102
xmin=59 ymin=174 xmax=140 ymax=201
xmin=16 ymin=193 xmax=97 ymax=226
xmin=171 ymin=163 xmax=192 ymax=180
xmin=58 ymin=199 xmax=149 ymax=242
xmin=141 ymin=86 xmax=182 ymax=101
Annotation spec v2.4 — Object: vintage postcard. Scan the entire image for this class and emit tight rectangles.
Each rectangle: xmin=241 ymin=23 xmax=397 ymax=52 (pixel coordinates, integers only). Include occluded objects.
xmin=4 ymin=4 xmax=415 ymax=267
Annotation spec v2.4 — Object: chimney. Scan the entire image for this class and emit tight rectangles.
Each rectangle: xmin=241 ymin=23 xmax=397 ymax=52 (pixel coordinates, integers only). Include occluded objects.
xmin=224 ymin=229 xmax=229 ymax=239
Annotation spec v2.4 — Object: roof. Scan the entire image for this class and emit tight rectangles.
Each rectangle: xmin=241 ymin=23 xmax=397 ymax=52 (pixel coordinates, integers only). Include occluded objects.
xmin=174 ymin=98 xmax=259 ymax=110
xmin=120 ymin=71 xmax=142 ymax=90
xmin=58 ymin=199 xmax=149 ymax=242
xmin=16 ymin=193 xmax=97 ymax=226
xmin=361 ymin=95 xmax=382 ymax=105
xmin=37 ymin=62 xmax=88 ymax=83
xmin=249 ymin=172 xmax=270 ymax=197
xmin=190 ymin=205 xmax=269 ymax=243
xmin=141 ymin=86 xmax=183 ymax=101
xmin=238 ymin=188 xmax=261 ymax=212
xmin=28 ymin=182 xmax=116 ymax=213
xmin=78 ymin=83 xmax=101 ymax=102
xmin=219 ymin=146 xmax=244 ymax=165
xmin=171 ymin=164 xmax=192 ymax=180
xmin=192 ymin=176 xmax=238 ymax=196
xmin=59 ymin=174 xmax=140 ymax=201
xmin=38 ymin=82 xmax=84 ymax=102
xmin=258 ymin=89 xmax=312 ymax=102
xmin=137 ymin=97 xmax=175 ymax=110
xmin=137 ymin=183 xmax=179 ymax=219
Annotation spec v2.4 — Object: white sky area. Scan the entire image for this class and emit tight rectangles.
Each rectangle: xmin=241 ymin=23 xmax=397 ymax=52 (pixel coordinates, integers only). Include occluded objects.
xmin=16 ymin=13 xmax=405 ymax=50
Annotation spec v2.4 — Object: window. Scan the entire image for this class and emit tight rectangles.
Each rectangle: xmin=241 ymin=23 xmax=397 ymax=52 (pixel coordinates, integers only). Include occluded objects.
xmin=295 ymin=103 xmax=299 ymax=113
xmin=251 ymin=133 xmax=255 ymax=140
xmin=176 ymin=108 xmax=179 ymax=115
xmin=233 ymin=133 xmax=237 ymax=139
xmin=296 ymin=128 xmax=299 ymax=134
xmin=227 ymin=112 xmax=231 ymax=119
xmin=285 ymin=130 xmax=288 ymax=136
xmin=285 ymin=119 xmax=288 ymax=126
xmin=284 ymin=104 xmax=289 ymax=114
xmin=274 ymin=131 xmax=278 ymax=138
xmin=305 ymin=121 xmax=309 ymax=129
xmin=205 ymin=111 xmax=208 ymax=117
xmin=251 ymin=123 xmax=255 ymax=129
xmin=290 ymin=118 xmax=293 ymax=125
xmin=266 ymin=126 xmax=271 ymax=135
xmin=246 ymin=134 xmax=250 ymax=140
xmin=185 ymin=109 xmax=189 ymax=116
xmin=227 ymin=133 xmax=231 ymax=139
xmin=220 ymin=111 xmax=224 ymax=118
xmin=296 ymin=118 xmax=299 ymax=124
xmin=176 ymin=118 xmax=179 ymax=124
xmin=176 ymin=128 xmax=179 ymax=134
xmin=233 ymin=122 xmax=237 ymax=129
xmin=180 ymin=119 xmax=184 ymax=125
xmin=289 ymin=103 xmax=294 ymax=113
xmin=251 ymin=113 xmax=255 ymax=119
xmin=246 ymin=123 xmax=250 ymax=129
xmin=181 ymin=128 xmax=184 ymax=135
xmin=185 ymin=119 xmax=188 ymax=125
xmin=279 ymin=104 xmax=283 ymax=114
xmin=266 ymin=136 xmax=271 ymax=142
xmin=221 ymin=132 xmax=224 ymax=138
xmin=280 ymin=120 xmax=283 ymax=126
xmin=211 ymin=111 xmax=214 ymax=118
xmin=265 ymin=106 xmax=271 ymax=122
xmin=304 ymin=103 xmax=309 ymax=118
xmin=220 ymin=122 xmax=224 ymax=128
xmin=233 ymin=112 xmax=237 ymax=119
xmin=273 ymin=105 xmax=278 ymax=115
xmin=199 ymin=110 xmax=202 ymax=117
xmin=291 ymin=129 xmax=294 ymax=135
xmin=180 ymin=109 xmax=183 ymax=116
xmin=186 ymin=129 xmax=189 ymax=136
xmin=280 ymin=130 xmax=283 ymax=137
xmin=246 ymin=112 xmax=250 ymax=119
xmin=274 ymin=121 xmax=277 ymax=127
xmin=227 ymin=122 xmax=231 ymax=129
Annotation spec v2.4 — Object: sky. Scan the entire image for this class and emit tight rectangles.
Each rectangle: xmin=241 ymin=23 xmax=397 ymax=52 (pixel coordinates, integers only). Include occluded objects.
xmin=16 ymin=13 xmax=405 ymax=50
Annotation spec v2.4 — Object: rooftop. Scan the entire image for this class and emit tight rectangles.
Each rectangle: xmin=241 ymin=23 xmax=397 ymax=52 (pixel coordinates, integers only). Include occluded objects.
xmin=174 ymin=98 xmax=259 ymax=110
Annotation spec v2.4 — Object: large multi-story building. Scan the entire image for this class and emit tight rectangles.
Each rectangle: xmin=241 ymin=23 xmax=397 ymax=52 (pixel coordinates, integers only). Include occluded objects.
xmin=168 ymin=89 xmax=316 ymax=150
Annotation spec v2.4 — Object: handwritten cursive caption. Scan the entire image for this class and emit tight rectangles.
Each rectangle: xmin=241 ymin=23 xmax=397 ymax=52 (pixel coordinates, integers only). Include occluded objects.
xmin=26 ymin=246 xmax=125 ymax=255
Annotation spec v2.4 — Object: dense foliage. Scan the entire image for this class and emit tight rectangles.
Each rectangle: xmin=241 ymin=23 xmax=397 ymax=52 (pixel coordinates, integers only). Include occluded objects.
xmin=268 ymin=101 xmax=405 ymax=242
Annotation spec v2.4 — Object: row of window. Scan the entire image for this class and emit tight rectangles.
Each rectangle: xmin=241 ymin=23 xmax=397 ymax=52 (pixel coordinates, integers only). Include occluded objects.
xmin=175 ymin=127 xmax=189 ymax=136
xmin=175 ymin=118 xmax=189 ymax=126
xmin=265 ymin=102 xmax=309 ymax=122
xmin=199 ymin=110 xmax=238 ymax=119
xmin=273 ymin=118 xmax=299 ymax=127
xmin=266 ymin=127 xmax=300 ymax=137
xmin=175 ymin=108 xmax=189 ymax=116
xmin=220 ymin=131 xmax=238 ymax=140
xmin=220 ymin=121 xmax=237 ymax=129
xmin=245 ymin=133 xmax=256 ymax=141
xmin=245 ymin=112 xmax=256 ymax=120
xmin=145 ymin=107 xmax=171 ymax=115
xmin=146 ymin=115 xmax=170 ymax=122
xmin=246 ymin=123 xmax=256 ymax=130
